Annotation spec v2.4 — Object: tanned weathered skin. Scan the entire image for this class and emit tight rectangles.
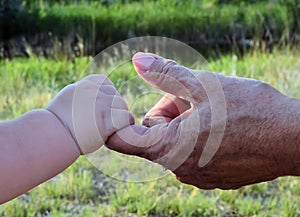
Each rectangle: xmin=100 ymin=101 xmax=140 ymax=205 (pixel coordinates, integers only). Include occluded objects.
xmin=107 ymin=52 xmax=300 ymax=190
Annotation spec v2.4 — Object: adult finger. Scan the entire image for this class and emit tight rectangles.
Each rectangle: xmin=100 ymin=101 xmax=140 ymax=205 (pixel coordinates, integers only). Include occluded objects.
xmin=143 ymin=94 xmax=191 ymax=127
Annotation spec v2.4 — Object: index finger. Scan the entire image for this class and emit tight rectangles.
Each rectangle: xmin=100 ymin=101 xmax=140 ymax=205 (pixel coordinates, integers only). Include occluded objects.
xmin=143 ymin=94 xmax=191 ymax=127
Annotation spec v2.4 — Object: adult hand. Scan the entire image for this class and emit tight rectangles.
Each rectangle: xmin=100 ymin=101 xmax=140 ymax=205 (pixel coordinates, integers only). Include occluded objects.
xmin=107 ymin=52 xmax=300 ymax=189
xmin=47 ymin=74 xmax=134 ymax=154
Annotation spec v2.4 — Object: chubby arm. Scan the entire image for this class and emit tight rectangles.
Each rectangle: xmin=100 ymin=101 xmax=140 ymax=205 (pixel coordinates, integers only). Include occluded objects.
xmin=0 ymin=74 xmax=133 ymax=204
xmin=0 ymin=109 xmax=80 ymax=204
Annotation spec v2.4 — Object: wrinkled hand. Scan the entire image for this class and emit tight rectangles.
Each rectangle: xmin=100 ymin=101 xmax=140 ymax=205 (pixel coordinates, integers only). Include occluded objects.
xmin=47 ymin=74 xmax=134 ymax=154
xmin=107 ymin=53 xmax=300 ymax=189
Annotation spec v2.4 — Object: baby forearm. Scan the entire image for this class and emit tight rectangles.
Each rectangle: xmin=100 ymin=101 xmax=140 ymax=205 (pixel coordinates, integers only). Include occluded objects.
xmin=0 ymin=109 xmax=80 ymax=204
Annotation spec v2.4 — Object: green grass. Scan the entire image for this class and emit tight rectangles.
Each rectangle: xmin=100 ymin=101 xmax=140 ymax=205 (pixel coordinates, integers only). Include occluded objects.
xmin=1 ymin=48 xmax=300 ymax=216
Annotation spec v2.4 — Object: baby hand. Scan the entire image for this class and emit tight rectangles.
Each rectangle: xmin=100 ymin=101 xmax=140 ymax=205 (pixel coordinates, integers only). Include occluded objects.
xmin=47 ymin=74 xmax=134 ymax=154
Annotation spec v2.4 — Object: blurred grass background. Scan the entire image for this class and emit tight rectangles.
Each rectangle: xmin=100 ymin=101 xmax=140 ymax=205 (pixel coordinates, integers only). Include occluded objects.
xmin=1 ymin=0 xmax=300 ymax=216
xmin=1 ymin=0 xmax=300 ymax=58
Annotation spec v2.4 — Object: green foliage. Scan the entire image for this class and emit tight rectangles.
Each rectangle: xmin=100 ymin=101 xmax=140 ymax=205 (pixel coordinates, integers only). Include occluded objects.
xmin=280 ymin=0 xmax=300 ymax=33
xmin=7 ymin=1 xmax=290 ymax=52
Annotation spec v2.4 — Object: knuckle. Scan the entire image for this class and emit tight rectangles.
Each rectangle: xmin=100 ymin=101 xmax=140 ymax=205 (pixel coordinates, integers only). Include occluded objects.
xmin=257 ymin=81 xmax=272 ymax=90
xmin=161 ymin=60 xmax=177 ymax=75
xmin=100 ymin=85 xmax=117 ymax=96
xmin=142 ymin=116 xmax=152 ymax=127
xmin=255 ymin=80 xmax=282 ymax=96
xmin=108 ymin=110 xmax=131 ymax=132
xmin=114 ymin=97 xmax=128 ymax=108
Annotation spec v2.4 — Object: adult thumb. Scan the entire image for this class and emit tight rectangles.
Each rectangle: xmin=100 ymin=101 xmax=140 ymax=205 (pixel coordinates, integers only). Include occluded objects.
xmin=106 ymin=53 xmax=206 ymax=170
xmin=132 ymin=52 xmax=203 ymax=103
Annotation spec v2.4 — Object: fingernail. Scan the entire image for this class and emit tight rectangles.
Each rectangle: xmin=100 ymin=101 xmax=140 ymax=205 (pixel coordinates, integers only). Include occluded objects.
xmin=132 ymin=52 xmax=156 ymax=73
